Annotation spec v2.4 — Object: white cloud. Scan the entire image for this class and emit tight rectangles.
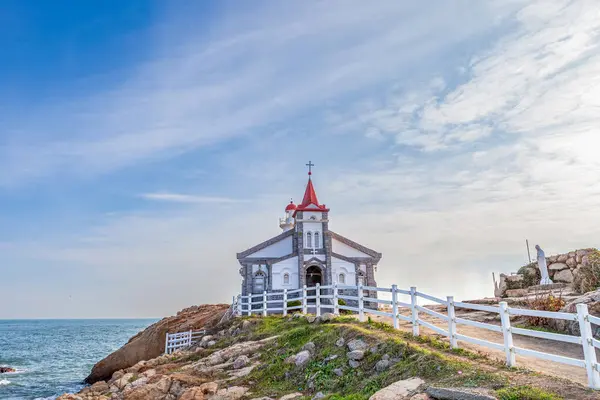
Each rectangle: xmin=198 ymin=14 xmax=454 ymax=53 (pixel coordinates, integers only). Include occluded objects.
xmin=141 ymin=192 xmax=246 ymax=204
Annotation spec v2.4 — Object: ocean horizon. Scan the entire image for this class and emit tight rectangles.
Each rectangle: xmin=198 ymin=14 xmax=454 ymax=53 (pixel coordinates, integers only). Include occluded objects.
xmin=0 ymin=319 xmax=157 ymax=400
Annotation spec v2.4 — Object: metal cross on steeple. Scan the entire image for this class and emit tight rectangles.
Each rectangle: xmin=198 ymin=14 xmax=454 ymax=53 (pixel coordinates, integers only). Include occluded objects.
xmin=306 ymin=161 xmax=315 ymax=176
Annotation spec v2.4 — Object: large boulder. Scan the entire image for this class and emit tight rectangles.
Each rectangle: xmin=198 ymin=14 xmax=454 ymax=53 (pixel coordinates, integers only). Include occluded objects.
xmin=368 ymin=377 xmax=424 ymax=400
xmin=85 ymin=304 xmax=229 ymax=384
xmin=554 ymin=269 xmax=574 ymax=283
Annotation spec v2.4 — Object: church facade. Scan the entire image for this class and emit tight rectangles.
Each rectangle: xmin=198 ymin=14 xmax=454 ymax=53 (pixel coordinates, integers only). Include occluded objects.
xmin=237 ymin=167 xmax=382 ymax=299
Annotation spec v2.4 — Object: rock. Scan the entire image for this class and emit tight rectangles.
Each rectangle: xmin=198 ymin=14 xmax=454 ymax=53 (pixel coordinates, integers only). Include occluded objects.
xmin=110 ymin=369 xmax=125 ymax=383
xmin=122 ymin=376 xmax=172 ymax=400
xmin=335 ymin=338 xmax=345 ymax=347
xmin=425 ymin=387 xmax=497 ymax=400
xmin=569 ymin=251 xmax=576 ymax=258
xmin=302 ymin=342 xmax=316 ymax=354
xmin=582 ymin=255 xmax=590 ymax=266
xmin=549 ymin=263 xmax=568 ymax=271
xmin=566 ymin=258 xmax=577 ymax=268
xmin=242 ymin=320 xmax=252 ymax=330
xmin=294 ymin=350 xmax=311 ymax=367
xmin=375 ymin=359 xmax=390 ymax=372
xmin=90 ymin=381 xmax=110 ymax=393
xmin=212 ymin=386 xmax=249 ymax=400
xmin=229 ymin=364 xmax=256 ymax=378
xmin=333 ymin=368 xmax=344 ymax=377
xmin=201 ymin=335 xmax=214 ymax=343
xmin=347 ymin=350 xmax=365 ymax=360
xmin=557 ymin=254 xmax=569 ymax=263
xmin=233 ymin=355 xmax=250 ymax=369
xmin=321 ymin=313 xmax=334 ymax=322
xmin=312 ymin=392 xmax=325 ymax=400
xmin=409 ymin=395 xmax=431 ymax=400
xmin=280 ymin=393 xmax=303 ymax=400
xmin=505 ymin=275 xmax=524 ymax=289
xmin=179 ymin=382 xmax=219 ymax=400
xmin=577 ymin=249 xmax=588 ymax=257
xmin=369 ymin=377 xmax=425 ymax=400
xmin=382 ymin=354 xmax=390 ymax=361
xmin=349 ymin=359 xmax=361 ymax=368
xmin=207 ymin=341 xmax=216 ymax=347
xmin=324 ymin=354 xmax=338 ymax=363
xmin=180 ymin=387 xmax=208 ymax=400
xmin=505 ymin=289 xmax=528 ymax=297
xmin=548 ymin=255 xmax=558 ymax=263
xmin=0 ymin=367 xmax=15 ymax=373
xmin=115 ymin=372 xmax=135 ymax=390
xmin=85 ymin=304 xmax=229 ymax=384
xmin=554 ymin=269 xmax=574 ymax=283
xmin=142 ymin=369 xmax=157 ymax=378
xmin=347 ymin=339 xmax=368 ymax=352
xmin=306 ymin=316 xmax=317 ymax=323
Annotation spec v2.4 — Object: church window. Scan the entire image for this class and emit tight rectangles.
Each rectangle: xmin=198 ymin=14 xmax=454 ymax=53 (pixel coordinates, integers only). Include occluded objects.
xmin=314 ymin=232 xmax=320 ymax=248
xmin=338 ymin=273 xmax=345 ymax=284
xmin=283 ymin=273 xmax=290 ymax=285
xmin=306 ymin=232 xmax=312 ymax=248
xmin=254 ymin=272 xmax=266 ymax=293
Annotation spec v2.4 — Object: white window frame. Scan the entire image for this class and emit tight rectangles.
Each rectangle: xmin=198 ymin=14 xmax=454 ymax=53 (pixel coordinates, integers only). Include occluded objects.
xmin=283 ymin=273 xmax=290 ymax=285
xmin=306 ymin=232 xmax=313 ymax=248
xmin=338 ymin=273 xmax=345 ymax=284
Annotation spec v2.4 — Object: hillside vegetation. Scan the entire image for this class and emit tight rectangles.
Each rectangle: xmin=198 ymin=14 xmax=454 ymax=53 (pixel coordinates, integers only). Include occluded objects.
xmin=60 ymin=314 xmax=598 ymax=400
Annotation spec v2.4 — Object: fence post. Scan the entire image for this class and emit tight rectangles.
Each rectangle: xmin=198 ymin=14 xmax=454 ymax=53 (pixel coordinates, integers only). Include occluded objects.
xmin=246 ymin=296 xmax=251 ymax=316
xmin=302 ymin=285 xmax=308 ymax=314
xmin=499 ymin=301 xmax=516 ymax=367
xmin=316 ymin=283 xmax=321 ymax=317
xmin=333 ymin=283 xmax=339 ymax=315
xmin=410 ymin=286 xmax=419 ymax=336
xmin=236 ymin=295 xmax=241 ymax=316
xmin=263 ymin=291 xmax=267 ymax=317
xmin=283 ymin=289 xmax=288 ymax=317
xmin=188 ymin=329 xmax=193 ymax=347
xmin=165 ymin=332 xmax=169 ymax=354
xmin=577 ymin=303 xmax=600 ymax=389
xmin=358 ymin=284 xmax=365 ymax=322
xmin=447 ymin=296 xmax=458 ymax=349
xmin=391 ymin=284 xmax=399 ymax=329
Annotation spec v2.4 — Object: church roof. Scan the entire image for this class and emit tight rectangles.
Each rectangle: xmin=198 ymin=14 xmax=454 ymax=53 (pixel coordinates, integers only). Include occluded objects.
xmin=294 ymin=177 xmax=329 ymax=214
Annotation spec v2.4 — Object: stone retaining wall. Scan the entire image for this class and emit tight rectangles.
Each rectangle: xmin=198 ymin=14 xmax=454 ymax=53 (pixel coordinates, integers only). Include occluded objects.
xmin=495 ymin=248 xmax=597 ymax=297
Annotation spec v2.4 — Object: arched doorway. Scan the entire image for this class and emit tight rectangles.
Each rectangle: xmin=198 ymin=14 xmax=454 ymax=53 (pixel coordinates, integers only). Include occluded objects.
xmin=305 ymin=265 xmax=322 ymax=287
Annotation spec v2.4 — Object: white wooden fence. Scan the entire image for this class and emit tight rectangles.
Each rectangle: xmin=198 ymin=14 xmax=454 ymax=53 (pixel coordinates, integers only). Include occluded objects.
xmin=231 ymin=283 xmax=600 ymax=390
xmin=164 ymin=329 xmax=206 ymax=354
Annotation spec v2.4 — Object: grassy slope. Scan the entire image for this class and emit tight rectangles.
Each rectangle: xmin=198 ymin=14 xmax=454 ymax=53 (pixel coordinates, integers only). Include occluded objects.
xmin=197 ymin=316 xmax=592 ymax=400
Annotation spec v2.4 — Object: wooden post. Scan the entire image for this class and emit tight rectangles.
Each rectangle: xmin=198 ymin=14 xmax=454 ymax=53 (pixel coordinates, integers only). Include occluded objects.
xmin=165 ymin=332 xmax=169 ymax=354
xmin=263 ymin=291 xmax=267 ymax=317
xmin=447 ymin=296 xmax=458 ymax=349
xmin=316 ymin=283 xmax=321 ymax=317
xmin=391 ymin=284 xmax=399 ymax=329
xmin=577 ymin=303 xmax=600 ymax=389
xmin=499 ymin=301 xmax=516 ymax=367
xmin=410 ymin=286 xmax=419 ymax=336
xmin=302 ymin=285 xmax=308 ymax=314
xmin=283 ymin=289 xmax=288 ymax=317
xmin=333 ymin=283 xmax=339 ymax=315
xmin=358 ymin=284 xmax=365 ymax=322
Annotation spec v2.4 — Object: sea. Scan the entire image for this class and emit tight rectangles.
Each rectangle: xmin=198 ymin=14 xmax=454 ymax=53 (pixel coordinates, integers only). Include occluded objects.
xmin=0 ymin=319 xmax=157 ymax=400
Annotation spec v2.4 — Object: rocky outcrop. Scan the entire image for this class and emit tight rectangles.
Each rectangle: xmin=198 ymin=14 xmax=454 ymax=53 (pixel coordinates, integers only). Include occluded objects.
xmin=85 ymin=304 xmax=229 ymax=384
xmin=495 ymin=248 xmax=597 ymax=297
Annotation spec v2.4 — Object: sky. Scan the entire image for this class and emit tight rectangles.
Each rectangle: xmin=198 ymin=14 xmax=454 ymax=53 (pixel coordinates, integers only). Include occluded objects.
xmin=1 ymin=0 xmax=600 ymax=319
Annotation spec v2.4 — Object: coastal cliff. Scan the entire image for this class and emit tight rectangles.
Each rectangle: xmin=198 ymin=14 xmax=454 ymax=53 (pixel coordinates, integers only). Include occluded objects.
xmin=85 ymin=304 xmax=229 ymax=384
xmin=61 ymin=313 xmax=597 ymax=400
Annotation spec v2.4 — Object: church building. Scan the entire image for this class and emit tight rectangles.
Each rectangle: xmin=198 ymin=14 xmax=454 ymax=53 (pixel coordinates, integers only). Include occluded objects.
xmin=237 ymin=163 xmax=382 ymax=299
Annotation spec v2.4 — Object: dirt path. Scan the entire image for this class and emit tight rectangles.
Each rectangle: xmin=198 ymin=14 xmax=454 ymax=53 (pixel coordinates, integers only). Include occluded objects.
xmin=370 ymin=308 xmax=599 ymax=387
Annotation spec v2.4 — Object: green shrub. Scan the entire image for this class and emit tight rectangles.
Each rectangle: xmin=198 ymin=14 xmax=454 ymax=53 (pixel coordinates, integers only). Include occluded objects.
xmin=496 ymin=385 xmax=562 ymax=400
xmin=518 ymin=263 xmax=541 ymax=287
xmin=287 ymin=300 xmax=302 ymax=308
xmin=338 ymin=298 xmax=352 ymax=315
xmin=573 ymin=250 xmax=600 ymax=294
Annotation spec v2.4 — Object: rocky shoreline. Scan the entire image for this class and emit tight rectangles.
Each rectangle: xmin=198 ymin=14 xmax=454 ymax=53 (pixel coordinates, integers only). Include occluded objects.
xmin=57 ymin=312 xmax=596 ymax=400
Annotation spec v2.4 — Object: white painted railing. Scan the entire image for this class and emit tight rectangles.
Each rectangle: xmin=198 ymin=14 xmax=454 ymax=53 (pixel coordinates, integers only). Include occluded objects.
xmin=164 ymin=329 xmax=206 ymax=354
xmin=230 ymin=283 xmax=600 ymax=390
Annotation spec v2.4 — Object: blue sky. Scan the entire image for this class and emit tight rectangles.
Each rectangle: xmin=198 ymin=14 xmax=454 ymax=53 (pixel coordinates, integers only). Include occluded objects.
xmin=2 ymin=0 xmax=600 ymax=318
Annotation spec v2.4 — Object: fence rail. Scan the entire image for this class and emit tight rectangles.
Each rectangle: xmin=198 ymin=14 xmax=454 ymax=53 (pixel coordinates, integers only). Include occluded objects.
xmin=164 ymin=329 xmax=206 ymax=354
xmin=229 ymin=283 xmax=600 ymax=390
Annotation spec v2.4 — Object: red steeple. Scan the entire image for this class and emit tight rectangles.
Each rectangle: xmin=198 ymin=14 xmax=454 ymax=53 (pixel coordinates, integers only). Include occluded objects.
xmin=294 ymin=161 xmax=329 ymax=215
